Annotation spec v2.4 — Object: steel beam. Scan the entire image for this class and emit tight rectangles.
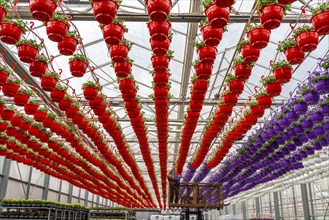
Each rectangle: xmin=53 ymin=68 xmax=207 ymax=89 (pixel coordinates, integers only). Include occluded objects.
xmin=0 ymin=158 xmax=11 ymax=199
xmin=58 ymin=179 xmax=62 ymax=202
xmin=255 ymin=197 xmax=261 ymax=216
xmin=273 ymin=192 xmax=280 ymax=220
xmin=85 ymin=190 xmax=89 ymax=207
xmin=16 ymin=7 xmax=311 ymax=23
xmin=68 ymin=184 xmax=73 ymax=203
xmin=301 ymin=184 xmax=311 ymax=220
xmin=308 ymin=183 xmax=315 ymax=220
xmin=242 ymin=201 xmax=247 ymax=220
xmin=25 ymin=166 xmax=33 ymax=200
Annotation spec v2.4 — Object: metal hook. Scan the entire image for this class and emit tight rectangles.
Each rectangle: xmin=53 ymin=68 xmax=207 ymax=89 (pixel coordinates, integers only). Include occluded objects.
xmin=58 ymin=69 xmax=63 ymax=75
xmin=254 ymin=86 xmax=258 ymax=93
xmin=29 ymin=21 xmax=35 ymax=30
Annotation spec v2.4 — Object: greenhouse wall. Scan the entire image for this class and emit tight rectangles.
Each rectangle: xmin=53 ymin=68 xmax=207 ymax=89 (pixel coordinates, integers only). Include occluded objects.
xmin=0 ymin=157 xmax=117 ymax=207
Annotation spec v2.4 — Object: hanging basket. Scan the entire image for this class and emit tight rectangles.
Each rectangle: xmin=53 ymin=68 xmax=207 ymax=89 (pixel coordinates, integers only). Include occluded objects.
xmin=58 ymin=36 xmax=78 ymax=56
xmin=266 ymin=82 xmax=282 ymax=97
xmin=14 ymin=93 xmax=29 ymax=106
xmin=150 ymin=38 xmax=171 ymax=56
xmin=193 ymin=79 xmax=209 ymax=93
xmin=109 ymin=44 xmax=129 ymax=63
xmin=46 ymin=20 xmax=69 ymax=42
xmin=114 ymin=61 xmax=132 ymax=78
xmin=205 ymin=4 xmax=230 ymax=29
xmin=248 ymin=27 xmax=271 ymax=49
xmin=234 ymin=63 xmax=252 ymax=81
xmin=0 ymin=71 xmax=9 ymax=86
xmin=50 ymin=89 xmax=66 ymax=102
xmin=151 ymin=55 xmax=170 ymax=72
xmin=251 ymin=106 xmax=265 ymax=118
xmin=223 ymin=93 xmax=238 ymax=106
xmin=17 ymin=44 xmax=39 ymax=64
xmin=41 ymin=76 xmax=58 ymax=91
xmin=154 ymin=86 xmax=169 ymax=97
xmin=1 ymin=109 xmax=14 ymax=121
xmin=102 ymin=23 xmax=124 ymax=46
xmin=229 ymin=79 xmax=244 ymax=94
xmin=147 ymin=20 xmax=171 ymax=42
xmin=284 ymin=46 xmax=305 ymax=65
xmin=29 ymin=60 xmax=48 ymax=77
xmin=24 ymin=103 xmax=39 ymax=115
xmin=29 ymin=0 xmax=58 ymax=21
xmin=295 ymin=30 xmax=319 ymax=52
xmin=194 ymin=63 xmax=213 ymax=80
xmin=241 ymin=44 xmax=260 ymax=63
xmin=257 ymin=95 xmax=272 ymax=108
xmin=152 ymin=71 xmax=170 ymax=85
xmin=273 ymin=66 xmax=293 ymax=84
xmin=43 ymin=118 xmax=54 ymax=128
xmin=34 ymin=111 xmax=47 ymax=122
xmin=0 ymin=6 xmax=6 ymax=23
xmin=311 ymin=10 xmax=329 ymax=35
xmin=201 ymin=24 xmax=224 ymax=47
xmin=118 ymin=79 xmax=135 ymax=92
xmin=2 ymin=82 xmax=19 ymax=97
xmin=58 ymin=99 xmax=72 ymax=111
xmin=146 ymin=0 xmax=172 ymax=22
xmin=69 ymin=60 xmax=88 ymax=77
xmin=83 ymin=86 xmax=99 ymax=101
xmin=198 ymin=46 xmax=218 ymax=64
xmin=0 ymin=22 xmax=23 ymax=45
xmin=92 ymin=0 xmax=118 ymax=24
xmin=259 ymin=4 xmax=284 ymax=30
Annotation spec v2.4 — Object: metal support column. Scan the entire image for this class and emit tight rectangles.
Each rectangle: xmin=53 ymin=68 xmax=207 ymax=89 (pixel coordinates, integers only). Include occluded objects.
xmin=224 ymin=206 xmax=228 ymax=215
xmin=301 ymin=184 xmax=311 ymax=220
xmin=0 ymin=158 xmax=11 ymax=199
xmin=242 ymin=201 xmax=247 ymax=220
xmin=96 ymin=195 xmax=100 ymax=207
xmin=68 ymin=184 xmax=73 ymax=203
xmin=78 ymin=188 xmax=81 ymax=203
xmin=273 ymin=192 xmax=280 ymax=220
xmin=292 ymin=186 xmax=298 ymax=219
xmin=91 ymin=194 xmax=94 ymax=207
xmin=279 ymin=191 xmax=284 ymax=219
xmin=58 ymin=180 xmax=62 ymax=202
xmin=255 ymin=197 xmax=261 ymax=216
xmin=308 ymin=183 xmax=315 ymax=220
xmin=84 ymin=191 xmax=89 ymax=207
xmin=25 ymin=166 xmax=33 ymax=200
xmin=42 ymin=174 xmax=50 ymax=200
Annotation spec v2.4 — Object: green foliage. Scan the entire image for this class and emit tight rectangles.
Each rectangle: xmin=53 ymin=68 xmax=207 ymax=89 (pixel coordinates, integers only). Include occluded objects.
xmin=82 ymin=81 xmax=101 ymax=90
xmin=271 ymin=60 xmax=291 ymax=70
xmin=248 ymin=101 xmax=259 ymax=107
xmin=319 ymin=97 xmax=329 ymax=107
xmin=166 ymin=50 xmax=174 ymax=59
xmin=254 ymin=90 xmax=269 ymax=98
xmin=321 ymin=57 xmax=329 ymax=70
xmin=245 ymin=23 xmax=262 ymax=33
xmin=261 ymin=75 xmax=276 ymax=85
xmin=4 ymin=105 xmax=15 ymax=111
xmin=6 ymin=78 xmax=21 ymax=85
xmin=67 ymin=30 xmax=77 ymax=37
xmin=112 ymin=18 xmax=128 ymax=32
xmin=28 ymin=99 xmax=38 ymax=105
xmin=194 ymin=41 xmax=206 ymax=50
xmin=43 ymin=71 xmax=60 ymax=80
xmin=47 ymin=112 xmax=57 ymax=119
xmin=0 ymin=65 xmax=12 ymax=75
xmin=233 ymin=56 xmax=246 ymax=66
xmin=51 ymin=13 xmax=69 ymax=23
xmin=69 ymin=54 xmax=89 ymax=64
xmin=55 ymin=83 xmax=67 ymax=92
xmin=277 ymin=38 xmax=297 ymax=52
xmin=202 ymin=0 xmax=213 ymax=8
xmin=119 ymin=39 xmax=133 ymax=49
xmin=257 ymin=0 xmax=291 ymax=14
xmin=36 ymin=55 xmax=49 ymax=64
xmin=292 ymin=25 xmax=314 ymax=38
xmin=236 ymin=39 xmax=250 ymax=52
xmin=310 ymin=2 xmax=328 ymax=15
xmin=312 ymin=74 xmax=329 ymax=83
xmin=0 ymin=0 xmax=10 ymax=13
xmin=225 ymin=74 xmax=237 ymax=82
xmin=17 ymin=89 xmax=34 ymax=96
xmin=192 ymin=59 xmax=202 ymax=66
xmin=16 ymin=39 xmax=43 ymax=50
xmin=3 ymin=18 xmax=28 ymax=34
xmin=299 ymin=84 xmax=315 ymax=96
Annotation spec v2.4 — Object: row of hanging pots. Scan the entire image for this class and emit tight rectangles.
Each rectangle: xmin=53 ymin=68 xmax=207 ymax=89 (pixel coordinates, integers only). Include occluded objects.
xmin=90 ymin=5 xmax=156 ymax=208
xmin=211 ymin=59 xmax=328 ymax=198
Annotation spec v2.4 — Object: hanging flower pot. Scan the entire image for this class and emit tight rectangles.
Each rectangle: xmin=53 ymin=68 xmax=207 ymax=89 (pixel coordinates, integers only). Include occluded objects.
xmin=311 ymin=4 xmax=329 ymax=35
xmin=223 ymin=92 xmax=238 ymax=106
xmin=194 ymin=61 xmax=213 ymax=80
xmin=247 ymin=25 xmax=271 ymax=49
xmin=58 ymin=96 xmax=72 ymax=111
xmin=284 ymin=46 xmax=305 ymax=65
xmin=2 ymin=78 xmax=21 ymax=97
xmin=16 ymin=39 xmax=42 ymax=63
xmin=114 ymin=60 xmax=132 ymax=78
xmin=310 ymin=110 xmax=324 ymax=123
xmin=293 ymin=25 xmax=319 ymax=52
xmin=320 ymin=101 xmax=329 ymax=116
xmin=29 ymin=55 xmax=49 ymax=77
xmin=219 ymin=104 xmax=233 ymax=116
xmin=293 ymin=99 xmax=308 ymax=115
xmin=0 ymin=65 xmax=12 ymax=86
xmin=34 ymin=108 xmax=48 ymax=122
xmin=154 ymin=86 xmax=169 ymax=97
xmin=92 ymin=0 xmax=118 ymax=24
xmin=272 ymin=60 xmax=293 ymax=84
xmin=227 ymin=76 xmax=244 ymax=94
xmin=152 ymin=71 xmax=170 ymax=85
xmin=69 ymin=54 xmax=89 ymax=77
xmin=250 ymin=104 xmax=265 ymax=118
xmin=58 ymin=32 xmax=79 ymax=56
xmin=312 ymin=75 xmax=329 ymax=94
xmin=256 ymin=92 xmax=272 ymax=108
xmin=201 ymin=24 xmax=224 ymax=47
xmin=238 ymin=40 xmax=260 ymax=63
xmin=278 ymin=0 xmax=296 ymax=4
xmin=204 ymin=4 xmax=230 ymax=28
xmin=0 ymin=20 xmax=26 ymax=45
xmin=14 ymin=89 xmax=32 ymax=107
xmin=233 ymin=57 xmax=253 ymax=81
xmin=147 ymin=20 xmax=171 ymax=42
xmin=1 ymin=107 xmax=15 ymax=121
xmin=189 ymin=100 xmax=203 ymax=111
xmin=258 ymin=3 xmax=284 ymax=30
xmin=192 ymin=79 xmax=209 ymax=93
xmin=41 ymin=71 xmax=59 ymax=91
xmin=300 ymin=84 xmax=320 ymax=105
xmin=0 ymin=2 xmax=9 ymax=23
xmin=151 ymin=55 xmax=170 ymax=72
xmin=109 ymin=40 xmax=131 ymax=63
xmin=261 ymin=75 xmax=282 ymax=97
xmin=50 ymin=84 xmax=67 ymax=102
xmin=102 ymin=20 xmax=126 ymax=46
xmin=46 ymin=13 xmax=69 ymax=42
xmin=66 ymin=105 xmax=79 ymax=118
xmin=43 ymin=114 xmax=55 ymax=128
xmin=146 ymin=0 xmax=172 ymax=22
xmin=191 ymin=92 xmax=206 ymax=101
xmin=214 ymin=0 xmax=235 ymax=7
xmin=82 ymin=81 xmax=101 ymax=101
xmin=150 ymin=37 xmax=171 ymax=56
xmin=118 ymin=77 xmax=135 ymax=92
xmin=24 ymin=100 xmax=39 ymax=115
xmin=196 ymin=42 xmax=217 ymax=64
xmin=29 ymin=0 xmax=58 ymax=21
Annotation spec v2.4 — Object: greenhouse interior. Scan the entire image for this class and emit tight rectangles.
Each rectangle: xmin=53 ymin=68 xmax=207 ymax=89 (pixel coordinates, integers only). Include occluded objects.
xmin=0 ymin=0 xmax=328 ymax=219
